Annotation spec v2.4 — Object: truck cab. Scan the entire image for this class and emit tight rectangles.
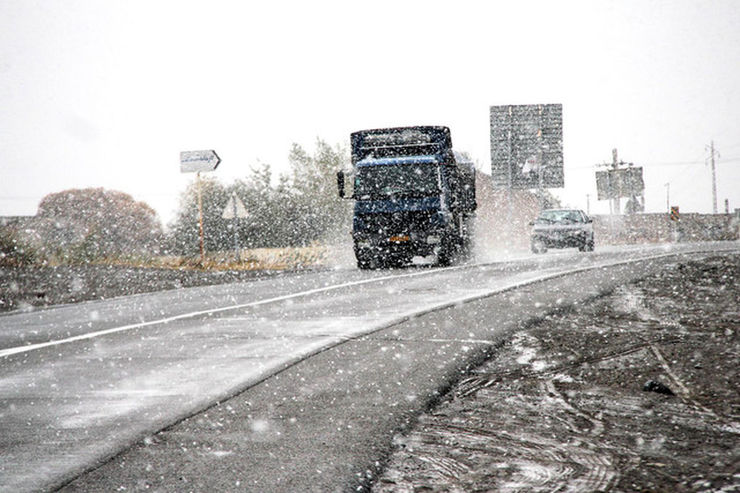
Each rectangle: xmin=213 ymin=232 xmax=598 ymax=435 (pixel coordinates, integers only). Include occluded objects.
xmin=337 ymin=126 xmax=476 ymax=269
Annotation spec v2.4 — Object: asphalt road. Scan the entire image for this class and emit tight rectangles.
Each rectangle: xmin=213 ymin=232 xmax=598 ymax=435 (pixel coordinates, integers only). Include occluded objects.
xmin=0 ymin=242 xmax=736 ymax=492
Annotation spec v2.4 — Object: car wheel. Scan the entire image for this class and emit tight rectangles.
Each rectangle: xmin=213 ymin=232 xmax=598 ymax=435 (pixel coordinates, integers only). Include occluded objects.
xmin=531 ymin=240 xmax=547 ymax=254
xmin=579 ymin=237 xmax=595 ymax=252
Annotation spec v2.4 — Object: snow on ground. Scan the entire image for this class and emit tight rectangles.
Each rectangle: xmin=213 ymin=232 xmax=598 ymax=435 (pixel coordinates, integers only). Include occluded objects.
xmin=374 ymin=253 xmax=739 ymax=492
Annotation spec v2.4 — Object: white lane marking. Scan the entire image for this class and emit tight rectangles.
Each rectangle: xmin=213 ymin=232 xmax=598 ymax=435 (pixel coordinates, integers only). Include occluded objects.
xmin=0 ymin=247 xmax=725 ymax=359
xmin=0 ymin=265 xmax=464 ymax=358
xmin=325 ymin=250 xmax=727 ymax=346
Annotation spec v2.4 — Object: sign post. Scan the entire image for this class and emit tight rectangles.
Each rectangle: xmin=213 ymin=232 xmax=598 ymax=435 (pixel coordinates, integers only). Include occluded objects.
xmin=594 ymin=149 xmax=644 ymax=215
xmin=670 ymin=206 xmax=680 ymax=242
xmin=490 ymin=103 xmax=563 ymax=226
xmin=180 ymin=150 xmax=221 ymax=265
xmin=222 ymin=192 xmax=249 ymax=261
xmin=490 ymin=104 xmax=564 ymax=191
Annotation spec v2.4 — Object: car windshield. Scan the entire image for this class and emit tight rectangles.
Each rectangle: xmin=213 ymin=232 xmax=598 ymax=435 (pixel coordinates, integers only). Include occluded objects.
xmin=354 ymin=163 xmax=439 ymax=199
xmin=536 ymin=210 xmax=583 ymax=224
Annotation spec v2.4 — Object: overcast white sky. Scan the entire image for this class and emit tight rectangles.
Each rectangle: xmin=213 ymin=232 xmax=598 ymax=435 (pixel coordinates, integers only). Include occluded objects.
xmin=2 ymin=0 xmax=739 ymax=224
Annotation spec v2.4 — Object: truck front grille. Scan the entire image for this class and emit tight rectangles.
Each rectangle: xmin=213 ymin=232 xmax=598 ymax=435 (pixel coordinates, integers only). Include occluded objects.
xmin=356 ymin=210 xmax=436 ymax=235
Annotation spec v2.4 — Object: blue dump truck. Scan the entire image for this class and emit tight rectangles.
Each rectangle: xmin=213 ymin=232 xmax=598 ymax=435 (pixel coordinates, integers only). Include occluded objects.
xmin=337 ymin=126 xmax=476 ymax=269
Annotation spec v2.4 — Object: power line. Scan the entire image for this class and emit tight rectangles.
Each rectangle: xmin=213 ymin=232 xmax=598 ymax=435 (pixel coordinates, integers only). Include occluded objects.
xmin=567 ymin=156 xmax=740 ymax=170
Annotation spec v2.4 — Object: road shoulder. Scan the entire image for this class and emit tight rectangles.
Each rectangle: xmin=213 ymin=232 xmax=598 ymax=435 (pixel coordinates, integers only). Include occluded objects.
xmin=375 ymin=253 xmax=739 ymax=492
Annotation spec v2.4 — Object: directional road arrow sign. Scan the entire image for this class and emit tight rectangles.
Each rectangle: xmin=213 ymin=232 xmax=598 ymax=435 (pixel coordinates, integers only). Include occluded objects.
xmin=180 ymin=150 xmax=221 ymax=173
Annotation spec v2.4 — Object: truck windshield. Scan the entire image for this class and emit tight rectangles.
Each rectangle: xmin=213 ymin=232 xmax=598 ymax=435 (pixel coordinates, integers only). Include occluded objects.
xmin=354 ymin=164 xmax=438 ymax=199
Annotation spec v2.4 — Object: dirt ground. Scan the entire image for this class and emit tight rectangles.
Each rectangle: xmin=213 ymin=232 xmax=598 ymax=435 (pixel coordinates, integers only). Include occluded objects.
xmin=374 ymin=254 xmax=740 ymax=492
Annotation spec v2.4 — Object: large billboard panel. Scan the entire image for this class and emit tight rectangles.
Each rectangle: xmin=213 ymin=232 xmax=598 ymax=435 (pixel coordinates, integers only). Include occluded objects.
xmin=595 ymin=167 xmax=644 ymax=200
xmin=490 ymin=104 xmax=563 ymax=189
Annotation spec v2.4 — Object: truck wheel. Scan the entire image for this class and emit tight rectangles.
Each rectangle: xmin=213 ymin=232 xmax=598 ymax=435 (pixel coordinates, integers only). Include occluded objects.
xmin=437 ymin=237 xmax=455 ymax=266
xmin=355 ymin=252 xmax=373 ymax=270
xmin=458 ymin=235 xmax=472 ymax=262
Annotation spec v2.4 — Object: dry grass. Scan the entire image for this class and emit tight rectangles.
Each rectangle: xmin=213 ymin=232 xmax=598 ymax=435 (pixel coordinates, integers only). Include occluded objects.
xmin=94 ymin=246 xmax=331 ymax=271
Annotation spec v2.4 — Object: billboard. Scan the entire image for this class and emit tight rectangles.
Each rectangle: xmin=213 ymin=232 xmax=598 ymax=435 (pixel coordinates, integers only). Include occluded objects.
xmin=595 ymin=167 xmax=644 ymax=200
xmin=490 ymin=104 xmax=563 ymax=189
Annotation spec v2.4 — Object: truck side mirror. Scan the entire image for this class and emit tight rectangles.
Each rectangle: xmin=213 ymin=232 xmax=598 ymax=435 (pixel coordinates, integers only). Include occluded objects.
xmin=337 ymin=171 xmax=345 ymax=198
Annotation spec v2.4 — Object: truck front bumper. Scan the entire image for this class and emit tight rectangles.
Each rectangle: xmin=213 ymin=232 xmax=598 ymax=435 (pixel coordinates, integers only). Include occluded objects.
xmin=353 ymin=231 xmax=442 ymax=259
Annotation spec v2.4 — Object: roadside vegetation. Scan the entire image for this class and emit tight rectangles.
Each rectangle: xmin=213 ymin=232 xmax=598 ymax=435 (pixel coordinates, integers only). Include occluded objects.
xmin=0 ymin=139 xmax=350 ymax=272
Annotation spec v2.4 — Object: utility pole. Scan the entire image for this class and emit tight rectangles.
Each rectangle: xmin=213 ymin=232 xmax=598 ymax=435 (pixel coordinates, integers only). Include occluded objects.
xmin=537 ymin=104 xmax=545 ymax=209
xmin=706 ymin=141 xmax=719 ymax=214
xmin=611 ymin=148 xmax=620 ymax=214
xmin=506 ymin=106 xmax=513 ymax=222
xmin=664 ymin=182 xmax=670 ymax=212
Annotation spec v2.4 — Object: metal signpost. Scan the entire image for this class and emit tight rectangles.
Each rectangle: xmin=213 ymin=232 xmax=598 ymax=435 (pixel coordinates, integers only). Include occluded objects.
xmin=222 ymin=192 xmax=249 ymax=260
xmin=180 ymin=150 xmax=221 ymax=265
xmin=595 ymin=168 xmax=645 ymax=200
xmin=595 ymin=149 xmax=644 ymax=215
xmin=490 ymin=104 xmax=564 ymax=191
xmin=490 ymin=104 xmax=563 ymax=220
xmin=670 ymin=206 xmax=680 ymax=242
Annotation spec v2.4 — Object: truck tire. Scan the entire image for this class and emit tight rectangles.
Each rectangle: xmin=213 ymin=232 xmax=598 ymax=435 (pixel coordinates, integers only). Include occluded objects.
xmin=437 ymin=235 xmax=455 ymax=266
xmin=355 ymin=251 xmax=373 ymax=270
xmin=457 ymin=234 xmax=472 ymax=262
